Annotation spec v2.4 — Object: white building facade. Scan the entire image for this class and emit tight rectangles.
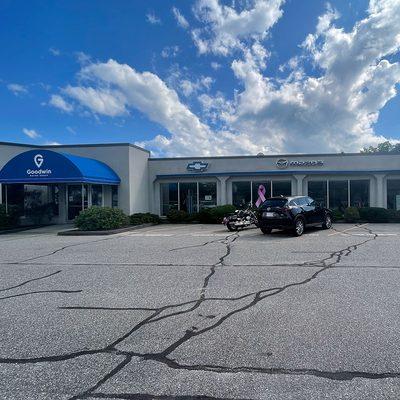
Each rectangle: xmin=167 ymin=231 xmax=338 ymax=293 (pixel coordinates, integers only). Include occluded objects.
xmin=0 ymin=141 xmax=399 ymax=223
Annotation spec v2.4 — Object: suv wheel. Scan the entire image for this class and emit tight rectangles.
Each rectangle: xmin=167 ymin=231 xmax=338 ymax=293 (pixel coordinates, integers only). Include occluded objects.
xmin=261 ymin=227 xmax=272 ymax=234
xmin=294 ymin=218 xmax=305 ymax=236
xmin=322 ymin=214 xmax=332 ymax=229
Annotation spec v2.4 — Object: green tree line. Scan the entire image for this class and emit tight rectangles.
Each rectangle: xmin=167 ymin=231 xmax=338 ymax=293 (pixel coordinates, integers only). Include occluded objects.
xmin=361 ymin=141 xmax=400 ymax=154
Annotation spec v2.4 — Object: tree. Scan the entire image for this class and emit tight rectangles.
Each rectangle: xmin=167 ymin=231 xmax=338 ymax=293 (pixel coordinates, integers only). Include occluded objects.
xmin=361 ymin=141 xmax=400 ymax=154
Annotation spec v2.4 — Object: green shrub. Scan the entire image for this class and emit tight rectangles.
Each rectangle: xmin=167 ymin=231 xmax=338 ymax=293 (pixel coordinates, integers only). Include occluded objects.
xmin=331 ymin=208 xmax=344 ymax=221
xmin=0 ymin=204 xmax=20 ymax=229
xmin=344 ymin=207 xmax=360 ymax=222
xmin=166 ymin=209 xmax=190 ymax=223
xmin=74 ymin=206 xmax=129 ymax=231
xmin=198 ymin=205 xmax=236 ymax=224
xmin=129 ymin=212 xmax=160 ymax=225
xmin=359 ymin=207 xmax=391 ymax=223
xmin=386 ymin=209 xmax=400 ymax=222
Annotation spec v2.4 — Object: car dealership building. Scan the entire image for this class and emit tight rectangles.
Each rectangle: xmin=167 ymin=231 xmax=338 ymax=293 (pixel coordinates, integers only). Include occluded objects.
xmin=0 ymin=141 xmax=400 ymax=224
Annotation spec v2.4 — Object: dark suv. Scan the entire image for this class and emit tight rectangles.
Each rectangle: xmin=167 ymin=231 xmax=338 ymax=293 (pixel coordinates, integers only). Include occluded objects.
xmin=258 ymin=196 xmax=332 ymax=236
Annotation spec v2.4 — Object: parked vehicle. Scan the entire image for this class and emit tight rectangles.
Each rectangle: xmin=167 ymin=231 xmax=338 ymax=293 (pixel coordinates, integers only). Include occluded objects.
xmin=258 ymin=196 xmax=332 ymax=236
xmin=223 ymin=204 xmax=259 ymax=231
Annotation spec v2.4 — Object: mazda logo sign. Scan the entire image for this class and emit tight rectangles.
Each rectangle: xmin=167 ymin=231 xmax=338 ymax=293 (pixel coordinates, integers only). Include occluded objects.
xmin=276 ymin=159 xmax=288 ymax=169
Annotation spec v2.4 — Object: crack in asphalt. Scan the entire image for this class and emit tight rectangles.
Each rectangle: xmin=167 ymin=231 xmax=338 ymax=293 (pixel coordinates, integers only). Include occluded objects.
xmin=0 ymin=289 xmax=82 ymax=301
xmin=1 ymin=224 xmax=396 ymax=400
xmin=0 ymin=270 xmax=61 ymax=292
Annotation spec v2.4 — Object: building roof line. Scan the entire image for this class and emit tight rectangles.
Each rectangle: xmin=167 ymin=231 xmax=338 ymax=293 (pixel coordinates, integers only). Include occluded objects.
xmin=0 ymin=141 xmax=150 ymax=154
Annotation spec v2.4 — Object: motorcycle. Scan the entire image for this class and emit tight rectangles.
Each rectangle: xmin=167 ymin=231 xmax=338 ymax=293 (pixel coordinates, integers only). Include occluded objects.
xmin=222 ymin=204 xmax=259 ymax=231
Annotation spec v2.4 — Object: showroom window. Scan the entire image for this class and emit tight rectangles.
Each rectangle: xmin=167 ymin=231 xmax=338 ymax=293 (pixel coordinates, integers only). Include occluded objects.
xmin=308 ymin=181 xmax=327 ymax=207
xmin=272 ymin=181 xmax=291 ymax=197
xmin=160 ymin=183 xmax=179 ymax=215
xmin=160 ymin=181 xmax=217 ymax=215
xmin=350 ymin=180 xmax=369 ymax=207
xmin=387 ymin=179 xmax=400 ymax=210
xmin=232 ymin=180 xmax=292 ymax=208
xmin=232 ymin=181 xmax=251 ymax=208
xmin=199 ymin=182 xmax=217 ymax=209
xmin=329 ymin=181 xmax=348 ymax=211
xmin=91 ymin=185 xmax=103 ymax=207
xmin=308 ymin=179 xmax=370 ymax=209
xmin=111 ymin=186 xmax=118 ymax=208
xmin=179 ymin=182 xmax=198 ymax=214
xmin=252 ymin=181 xmax=271 ymax=205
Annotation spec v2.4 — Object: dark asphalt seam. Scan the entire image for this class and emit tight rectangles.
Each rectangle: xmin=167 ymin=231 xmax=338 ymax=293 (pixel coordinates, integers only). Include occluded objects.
xmin=0 ymin=270 xmax=61 ymax=292
xmin=0 ymin=289 xmax=82 ymax=301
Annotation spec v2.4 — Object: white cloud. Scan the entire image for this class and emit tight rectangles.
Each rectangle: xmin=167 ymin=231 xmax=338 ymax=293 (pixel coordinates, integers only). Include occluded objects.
xmin=23 ymin=128 xmax=41 ymax=139
xmin=146 ymin=12 xmax=161 ymax=25
xmin=49 ymin=1 xmax=400 ymax=156
xmin=180 ymin=75 xmax=214 ymax=96
xmin=45 ymin=141 xmax=61 ymax=145
xmin=192 ymin=0 xmax=285 ymax=55
xmin=49 ymin=94 xmax=74 ymax=112
xmin=161 ymin=45 xmax=180 ymax=58
xmin=55 ymin=59 xmax=257 ymax=156
xmin=75 ymin=51 xmax=91 ymax=65
xmin=211 ymin=61 xmax=221 ymax=70
xmin=7 ymin=83 xmax=28 ymax=96
xmin=223 ymin=0 xmax=400 ymax=153
xmin=63 ymin=85 xmax=128 ymax=117
xmin=49 ymin=47 xmax=60 ymax=56
xmin=172 ymin=7 xmax=189 ymax=29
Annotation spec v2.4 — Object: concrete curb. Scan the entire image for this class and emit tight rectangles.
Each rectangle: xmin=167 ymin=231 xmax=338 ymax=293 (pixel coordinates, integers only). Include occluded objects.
xmin=57 ymin=223 xmax=156 ymax=236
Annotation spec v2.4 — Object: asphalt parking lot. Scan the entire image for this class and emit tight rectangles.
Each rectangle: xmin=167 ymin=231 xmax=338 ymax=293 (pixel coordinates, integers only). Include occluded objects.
xmin=1 ymin=222 xmax=400 ymax=399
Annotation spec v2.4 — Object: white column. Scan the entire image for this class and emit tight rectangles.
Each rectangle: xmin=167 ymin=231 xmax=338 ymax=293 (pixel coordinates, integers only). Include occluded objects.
xmin=374 ymin=174 xmax=385 ymax=208
xmin=294 ymin=175 xmax=306 ymax=196
xmin=217 ymin=176 xmax=228 ymax=205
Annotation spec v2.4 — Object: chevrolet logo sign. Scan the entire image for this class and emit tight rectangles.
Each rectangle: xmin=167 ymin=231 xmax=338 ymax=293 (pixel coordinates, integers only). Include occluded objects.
xmin=187 ymin=161 xmax=208 ymax=172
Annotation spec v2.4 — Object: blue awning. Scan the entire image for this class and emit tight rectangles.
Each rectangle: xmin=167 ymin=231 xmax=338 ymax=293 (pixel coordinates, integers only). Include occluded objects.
xmin=0 ymin=150 xmax=120 ymax=185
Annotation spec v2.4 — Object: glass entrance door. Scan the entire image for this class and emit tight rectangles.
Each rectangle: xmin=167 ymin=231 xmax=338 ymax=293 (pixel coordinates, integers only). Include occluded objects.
xmin=67 ymin=184 xmax=88 ymax=220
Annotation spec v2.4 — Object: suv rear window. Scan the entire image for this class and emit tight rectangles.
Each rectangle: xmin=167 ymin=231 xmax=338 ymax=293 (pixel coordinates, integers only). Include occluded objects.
xmin=262 ymin=198 xmax=288 ymax=207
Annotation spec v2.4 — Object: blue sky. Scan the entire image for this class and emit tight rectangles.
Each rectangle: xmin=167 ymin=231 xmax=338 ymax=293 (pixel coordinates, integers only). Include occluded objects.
xmin=0 ymin=0 xmax=399 ymax=156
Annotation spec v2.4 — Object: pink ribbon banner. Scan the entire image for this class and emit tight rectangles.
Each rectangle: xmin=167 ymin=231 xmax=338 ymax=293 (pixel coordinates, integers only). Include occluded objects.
xmin=255 ymin=184 xmax=266 ymax=207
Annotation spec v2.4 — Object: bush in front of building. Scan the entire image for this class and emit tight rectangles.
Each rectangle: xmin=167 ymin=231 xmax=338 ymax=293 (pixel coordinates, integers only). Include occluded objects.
xmin=331 ymin=209 xmax=344 ymax=221
xmin=130 ymin=213 xmax=160 ymax=225
xmin=358 ymin=207 xmax=400 ymax=223
xmin=0 ymin=204 xmax=21 ymax=229
xmin=74 ymin=206 xmax=129 ymax=231
xmin=198 ymin=205 xmax=236 ymax=224
xmin=344 ymin=207 xmax=360 ymax=222
xmin=166 ymin=209 xmax=191 ymax=223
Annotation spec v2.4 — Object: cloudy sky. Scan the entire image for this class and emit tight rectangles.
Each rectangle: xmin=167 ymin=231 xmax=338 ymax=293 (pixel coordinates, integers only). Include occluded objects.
xmin=1 ymin=0 xmax=400 ymax=156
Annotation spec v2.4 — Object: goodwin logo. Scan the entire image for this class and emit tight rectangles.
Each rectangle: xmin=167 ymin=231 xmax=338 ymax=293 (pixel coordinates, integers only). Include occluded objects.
xmin=34 ymin=154 xmax=44 ymax=168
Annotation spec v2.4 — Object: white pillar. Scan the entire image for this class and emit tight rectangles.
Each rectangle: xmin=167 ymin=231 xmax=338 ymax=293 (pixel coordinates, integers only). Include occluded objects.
xmin=374 ymin=174 xmax=385 ymax=208
xmin=217 ymin=176 xmax=228 ymax=205
xmin=294 ymin=175 xmax=306 ymax=196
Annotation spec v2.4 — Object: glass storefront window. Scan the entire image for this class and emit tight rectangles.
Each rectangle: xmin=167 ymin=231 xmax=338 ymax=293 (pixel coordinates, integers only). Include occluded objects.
xmin=252 ymin=182 xmax=271 ymax=205
xmin=387 ymin=179 xmax=400 ymax=210
xmin=350 ymin=180 xmax=369 ymax=208
xmin=179 ymin=182 xmax=198 ymax=213
xmin=160 ymin=183 xmax=178 ymax=215
xmin=112 ymin=186 xmax=118 ymax=208
xmin=91 ymin=185 xmax=103 ymax=206
xmin=199 ymin=182 xmax=217 ymax=209
xmin=1 ymin=184 xmax=5 ymax=204
xmin=272 ymin=181 xmax=291 ymax=197
xmin=329 ymin=180 xmax=348 ymax=211
xmin=232 ymin=181 xmax=251 ymax=208
xmin=308 ymin=181 xmax=327 ymax=207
